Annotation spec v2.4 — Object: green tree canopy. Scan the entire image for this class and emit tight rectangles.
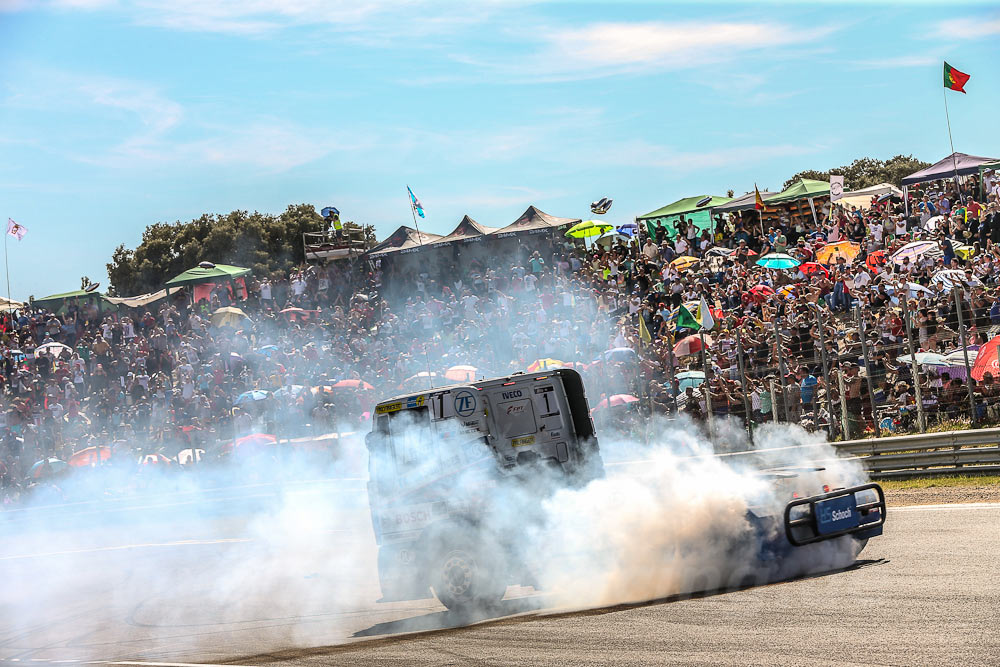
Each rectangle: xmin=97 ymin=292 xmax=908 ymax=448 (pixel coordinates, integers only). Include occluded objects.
xmin=783 ymin=154 xmax=932 ymax=190
xmin=106 ymin=204 xmax=373 ymax=296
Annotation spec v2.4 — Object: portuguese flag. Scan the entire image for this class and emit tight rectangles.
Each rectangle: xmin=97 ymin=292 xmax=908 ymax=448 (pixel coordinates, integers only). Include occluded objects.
xmin=944 ymin=62 xmax=970 ymax=93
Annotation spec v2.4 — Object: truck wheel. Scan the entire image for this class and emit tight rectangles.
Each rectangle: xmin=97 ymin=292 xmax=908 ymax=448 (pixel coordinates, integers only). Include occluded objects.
xmin=429 ymin=540 xmax=506 ymax=613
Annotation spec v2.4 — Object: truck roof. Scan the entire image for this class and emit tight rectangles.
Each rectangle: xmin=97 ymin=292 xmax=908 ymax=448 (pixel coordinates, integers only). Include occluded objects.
xmin=374 ymin=369 xmax=580 ymax=409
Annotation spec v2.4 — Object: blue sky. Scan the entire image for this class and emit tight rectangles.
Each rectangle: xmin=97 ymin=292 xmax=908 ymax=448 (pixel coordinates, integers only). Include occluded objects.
xmin=1 ymin=1 xmax=998 ymax=299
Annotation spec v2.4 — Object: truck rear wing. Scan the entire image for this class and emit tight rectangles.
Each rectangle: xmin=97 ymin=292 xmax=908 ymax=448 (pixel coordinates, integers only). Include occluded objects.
xmin=783 ymin=483 xmax=886 ymax=547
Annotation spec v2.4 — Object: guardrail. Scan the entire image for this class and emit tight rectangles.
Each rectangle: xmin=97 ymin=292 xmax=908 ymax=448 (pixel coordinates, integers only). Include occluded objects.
xmin=835 ymin=428 xmax=1000 ymax=478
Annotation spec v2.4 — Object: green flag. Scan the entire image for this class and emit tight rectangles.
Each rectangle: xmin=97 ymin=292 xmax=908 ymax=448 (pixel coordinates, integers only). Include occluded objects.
xmin=674 ymin=304 xmax=700 ymax=332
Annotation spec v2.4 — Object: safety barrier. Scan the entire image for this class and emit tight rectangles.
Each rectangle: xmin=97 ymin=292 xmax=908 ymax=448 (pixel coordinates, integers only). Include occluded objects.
xmin=835 ymin=427 xmax=1000 ymax=478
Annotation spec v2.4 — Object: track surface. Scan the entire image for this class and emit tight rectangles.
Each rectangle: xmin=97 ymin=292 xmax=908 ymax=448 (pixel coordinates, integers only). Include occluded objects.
xmin=1 ymin=493 xmax=998 ymax=666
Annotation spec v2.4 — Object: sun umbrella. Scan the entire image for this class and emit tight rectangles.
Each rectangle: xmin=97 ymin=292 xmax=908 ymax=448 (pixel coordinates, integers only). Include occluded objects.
xmin=670 ymin=256 xmax=700 ymax=271
xmin=34 ymin=342 xmax=72 ymax=358
xmin=866 ymin=250 xmax=888 ymax=273
xmin=814 ymin=241 xmax=861 ymax=265
xmin=756 ymin=253 xmax=801 ymax=270
xmin=527 ymin=358 xmax=564 ymax=372
xmin=891 ymin=240 xmax=941 ymax=266
xmin=68 ymin=445 xmax=111 ymax=467
xmin=331 ymin=379 xmax=375 ymax=391
xmin=748 ymin=285 xmax=775 ymax=303
xmin=971 ymin=336 xmax=1000 ymax=381
xmin=600 ymin=347 xmax=639 ymax=363
xmin=565 ymin=220 xmax=614 ymax=238
xmin=932 ymin=269 xmax=982 ymax=290
xmin=798 ymin=262 xmax=829 ymax=278
xmin=258 ymin=344 xmax=280 ymax=356
xmin=402 ymin=371 xmax=439 ymax=389
xmin=777 ymin=285 xmax=797 ymax=301
xmin=29 ymin=458 xmax=69 ymax=479
xmin=896 ymin=352 xmax=950 ymax=366
xmin=704 ymin=246 xmax=735 ymax=257
xmin=944 ymin=348 xmax=978 ymax=367
xmin=924 ymin=215 xmax=945 ymax=231
xmin=222 ymin=433 xmax=277 ymax=456
xmin=595 ymin=230 xmax=630 ymax=248
xmin=675 ymin=370 xmax=706 ymax=391
xmin=887 ymin=282 xmax=934 ymax=299
xmin=954 ymin=244 xmax=976 ymax=260
xmin=234 ymin=389 xmax=271 ymax=405
xmin=590 ymin=394 xmax=640 ymax=412
xmin=273 ymin=384 xmax=305 ymax=399
xmin=210 ymin=306 xmax=249 ymax=328
xmin=673 ymin=334 xmax=713 ymax=357
xmin=444 ymin=365 xmax=479 ymax=382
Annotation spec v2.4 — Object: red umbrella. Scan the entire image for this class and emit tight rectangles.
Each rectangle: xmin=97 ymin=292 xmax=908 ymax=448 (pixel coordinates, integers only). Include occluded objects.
xmin=971 ymin=335 xmax=1000 ymax=382
xmin=222 ymin=433 xmax=277 ymax=455
xmin=798 ymin=262 xmax=829 ymax=278
xmin=748 ymin=284 xmax=775 ymax=304
xmin=866 ymin=250 xmax=887 ymax=273
xmin=673 ymin=334 xmax=713 ymax=357
xmin=591 ymin=394 xmax=639 ymax=412
xmin=331 ymin=379 xmax=374 ymax=391
xmin=68 ymin=445 xmax=111 ymax=467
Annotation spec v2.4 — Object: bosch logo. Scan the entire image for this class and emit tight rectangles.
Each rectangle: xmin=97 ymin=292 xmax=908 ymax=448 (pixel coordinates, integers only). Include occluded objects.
xmin=454 ymin=390 xmax=476 ymax=417
xmin=501 ymin=390 xmax=522 ymax=399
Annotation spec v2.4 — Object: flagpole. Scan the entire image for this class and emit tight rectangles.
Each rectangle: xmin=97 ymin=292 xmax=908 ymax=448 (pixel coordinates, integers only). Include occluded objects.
xmin=406 ymin=186 xmax=435 ymax=389
xmin=943 ymin=86 xmax=963 ymax=202
xmin=4 ymin=227 xmax=11 ymax=319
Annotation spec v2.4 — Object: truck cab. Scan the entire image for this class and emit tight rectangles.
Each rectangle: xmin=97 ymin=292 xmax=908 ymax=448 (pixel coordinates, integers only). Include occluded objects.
xmin=366 ymin=368 xmax=602 ymax=611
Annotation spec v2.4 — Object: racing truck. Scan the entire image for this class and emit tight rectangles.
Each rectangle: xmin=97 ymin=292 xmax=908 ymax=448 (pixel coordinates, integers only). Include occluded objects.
xmin=365 ymin=368 xmax=885 ymax=612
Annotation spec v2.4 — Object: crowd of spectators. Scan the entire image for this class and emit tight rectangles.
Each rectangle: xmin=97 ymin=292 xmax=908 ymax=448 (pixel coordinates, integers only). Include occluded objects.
xmin=3 ymin=167 xmax=1000 ymax=503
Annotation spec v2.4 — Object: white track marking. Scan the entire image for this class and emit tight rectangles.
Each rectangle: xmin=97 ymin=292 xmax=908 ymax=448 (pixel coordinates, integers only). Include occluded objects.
xmin=891 ymin=502 xmax=1000 ymax=512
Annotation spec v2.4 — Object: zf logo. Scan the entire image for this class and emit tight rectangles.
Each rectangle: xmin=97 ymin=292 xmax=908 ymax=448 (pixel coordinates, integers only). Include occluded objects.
xmin=454 ymin=390 xmax=476 ymax=417
xmin=501 ymin=390 xmax=522 ymax=399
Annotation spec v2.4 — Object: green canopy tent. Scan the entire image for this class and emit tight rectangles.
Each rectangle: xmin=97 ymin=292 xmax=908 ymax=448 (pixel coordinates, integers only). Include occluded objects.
xmin=638 ymin=195 xmax=732 ymax=239
xmin=166 ymin=264 xmax=252 ymax=308
xmin=165 ymin=264 xmax=251 ymax=286
xmin=33 ymin=289 xmax=116 ymax=313
xmin=762 ymin=178 xmax=830 ymax=227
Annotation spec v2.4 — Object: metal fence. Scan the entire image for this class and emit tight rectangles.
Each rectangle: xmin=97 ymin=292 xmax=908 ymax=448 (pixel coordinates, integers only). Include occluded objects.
xmin=644 ymin=284 xmax=1000 ymax=444
xmin=835 ymin=427 xmax=1000 ymax=478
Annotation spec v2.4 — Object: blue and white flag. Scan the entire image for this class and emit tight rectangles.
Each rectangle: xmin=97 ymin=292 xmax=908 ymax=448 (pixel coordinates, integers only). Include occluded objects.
xmin=407 ymin=186 xmax=425 ymax=218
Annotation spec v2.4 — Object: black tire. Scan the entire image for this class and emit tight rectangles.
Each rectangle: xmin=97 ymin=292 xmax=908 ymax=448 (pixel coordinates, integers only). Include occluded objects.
xmin=428 ymin=538 xmax=507 ymax=613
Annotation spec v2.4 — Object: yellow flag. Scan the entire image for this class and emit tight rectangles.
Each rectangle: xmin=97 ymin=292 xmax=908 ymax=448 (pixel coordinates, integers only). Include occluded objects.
xmin=639 ymin=315 xmax=653 ymax=345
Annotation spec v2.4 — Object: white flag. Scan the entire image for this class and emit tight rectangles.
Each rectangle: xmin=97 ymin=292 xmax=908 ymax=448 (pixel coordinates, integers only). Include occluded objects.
xmin=698 ymin=295 xmax=715 ymax=331
xmin=830 ymin=175 xmax=844 ymax=202
xmin=7 ymin=218 xmax=26 ymax=241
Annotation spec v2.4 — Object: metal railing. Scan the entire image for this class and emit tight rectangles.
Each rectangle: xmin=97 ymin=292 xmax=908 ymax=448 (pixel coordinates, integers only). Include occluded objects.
xmin=835 ymin=427 xmax=1000 ymax=478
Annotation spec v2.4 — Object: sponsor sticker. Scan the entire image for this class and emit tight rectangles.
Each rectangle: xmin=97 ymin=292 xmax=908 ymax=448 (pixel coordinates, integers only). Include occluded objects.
xmin=454 ymin=390 xmax=476 ymax=417
xmin=512 ymin=435 xmax=536 ymax=448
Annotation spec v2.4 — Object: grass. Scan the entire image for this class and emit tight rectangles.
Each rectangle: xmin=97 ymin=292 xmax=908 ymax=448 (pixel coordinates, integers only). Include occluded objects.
xmin=879 ymin=474 xmax=1000 ymax=491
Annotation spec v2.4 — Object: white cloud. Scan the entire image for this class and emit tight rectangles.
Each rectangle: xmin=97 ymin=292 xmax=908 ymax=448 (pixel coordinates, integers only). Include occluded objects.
xmin=606 ymin=140 xmax=818 ymax=171
xmin=852 ymin=54 xmax=941 ymax=69
xmin=934 ymin=16 xmax=1000 ymax=39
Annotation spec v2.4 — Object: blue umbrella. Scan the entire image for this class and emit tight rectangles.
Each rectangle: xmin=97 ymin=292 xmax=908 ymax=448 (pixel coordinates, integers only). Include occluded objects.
xmin=756 ymin=253 xmax=802 ymax=270
xmin=675 ymin=370 xmax=705 ymax=391
xmin=234 ymin=390 xmax=271 ymax=406
xmin=273 ymin=384 xmax=305 ymax=399
xmin=29 ymin=457 xmax=69 ymax=479
xmin=258 ymin=345 xmax=280 ymax=357
xmin=598 ymin=347 xmax=639 ymax=363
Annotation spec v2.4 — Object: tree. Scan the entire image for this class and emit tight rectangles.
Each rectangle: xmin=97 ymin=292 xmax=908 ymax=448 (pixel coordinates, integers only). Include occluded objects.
xmin=783 ymin=154 xmax=932 ymax=190
xmin=105 ymin=204 xmax=375 ymax=296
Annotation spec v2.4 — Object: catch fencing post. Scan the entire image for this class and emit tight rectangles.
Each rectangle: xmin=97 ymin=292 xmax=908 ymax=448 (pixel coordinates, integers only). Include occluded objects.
xmin=900 ymin=295 xmax=927 ymax=432
xmin=855 ymin=306 xmax=881 ymax=437
xmin=699 ymin=328 xmax=714 ymax=438
xmin=773 ymin=314 xmax=788 ymax=422
xmin=813 ymin=304 xmax=835 ymax=439
xmin=735 ymin=328 xmax=752 ymax=436
xmin=953 ymin=286 xmax=977 ymax=425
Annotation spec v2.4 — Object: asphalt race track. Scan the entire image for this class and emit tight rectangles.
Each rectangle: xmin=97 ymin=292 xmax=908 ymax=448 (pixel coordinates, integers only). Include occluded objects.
xmin=1 ymin=489 xmax=998 ymax=667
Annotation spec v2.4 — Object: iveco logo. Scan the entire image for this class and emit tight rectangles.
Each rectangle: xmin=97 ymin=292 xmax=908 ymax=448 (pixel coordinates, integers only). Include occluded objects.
xmin=502 ymin=390 xmax=522 ymax=399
